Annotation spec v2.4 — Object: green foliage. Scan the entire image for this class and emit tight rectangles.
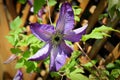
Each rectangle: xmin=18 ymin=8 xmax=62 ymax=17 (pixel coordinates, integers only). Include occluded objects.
xmin=6 ymin=16 xmax=44 ymax=73
xmin=57 ymin=51 xmax=89 ymax=80
xmin=99 ymin=13 xmax=108 ymax=20
xmin=17 ymin=0 xmax=26 ymax=4
xmin=65 ymin=40 xmax=73 ymax=46
xmin=50 ymin=72 xmax=60 ymax=78
xmin=48 ymin=0 xmax=57 ymax=6
xmin=106 ymin=60 xmax=120 ymax=79
xmin=107 ymin=0 xmax=120 ymax=18
xmin=69 ymin=69 xmax=88 ymax=80
xmin=10 ymin=16 xmax=22 ymax=30
xmin=73 ymin=6 xmax=82 ymax=22
xmin=34 ymin=0 xmax=46 ymax=14
xmin=6 ymin=16 xmax=25 ymax=46
xmin=15 ymin=58 xmax=25 ymax=69
xmin=82 ymin=60 xmax=97 ymax=68
xmin=6 ymin=1 xmax=120 ymax=80
xmin=82 ymin=25 xmax=120 ymax=42
xmin=10 ymin=48 xmax=22 ymax=54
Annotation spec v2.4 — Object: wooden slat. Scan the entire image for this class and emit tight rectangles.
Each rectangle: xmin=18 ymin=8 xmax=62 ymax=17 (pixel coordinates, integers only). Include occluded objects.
xmin=104 ymin=42 xmax=114 ymax=52
xmin=88 ymin=16 xmax=120 ymax=59
xmin=5 ymin=0 xmax=17 ymax=19
xmin=21 ymin=3 xmax=30 ymax=27
xmin=105 ymin=42 xmax=120 ymax=64
xmin=86 ymin=0 xmax=107 ymax=33
xmin=0 ymin=2 xmax=16 ymax=80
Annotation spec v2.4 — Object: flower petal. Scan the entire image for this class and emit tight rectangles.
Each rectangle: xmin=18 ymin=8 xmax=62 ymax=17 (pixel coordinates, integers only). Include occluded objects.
xmin=56 ymin=2 xmax=74 ymax=33
xmin=55 ymin=51 xmax=68 ymax=71
xmin=64 ymin=24 xmax=88 ymax=42
xmin=50 ymin=46 xmax=69 ymax=71
xmin=50 ymin=46 xmax=61 ymax=71
xmin=13 ymin=70 xmax=23 ymax=80
xmin=30 ymin=23 xmax=55 ymax=42
xmin=38 ymin=7 xmax=46 ymax=19
xmin=60 ymin=41 xmax=73 ymax=57
xmin=28 ymin=43 xmax=51 ymax=61
xmin=4 ymin=54 xmax=17 ymax=64
xmin=28 ymin=0 xmax=33 ymax=6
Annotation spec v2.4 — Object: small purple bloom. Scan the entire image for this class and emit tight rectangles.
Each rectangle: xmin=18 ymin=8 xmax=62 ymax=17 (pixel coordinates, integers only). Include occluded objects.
xmin=28 ymin=0 xmax=46 ymax=19
xmin=28 ymin=0 xmax=33 ymax=6
xmin=28 ymin=2 xmax=87 ymax=71
xmin=13 ymin=70 xmax=23 ymax=80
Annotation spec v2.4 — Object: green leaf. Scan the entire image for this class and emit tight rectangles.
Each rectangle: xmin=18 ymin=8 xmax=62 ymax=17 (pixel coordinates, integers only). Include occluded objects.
xmin=44 ymin=56 xmax=50 ymax=65
xmin=99 ymin=13 xmax=108 ymax=20
xmin=50 ymin=72 xmax=60 ymax=77
xmin=34 ymin=0 xmax=46 ymax=14
xmin=73 ymin=6 xmax=82 ymax=15
xmin=106 ymin=63 xmax=115 ymax=69
xmin=72 ymin=68 xmax=84 ymax=73
xmin=116 ymin=0 xmax=120 ymax=11
xmin=48 ymin=0 xmax=57 ymax=6
xmin=82 ymin=25 xmax=120 ymax=42
xmin=10 ymin=48 xmax=22 ymax=54
xmin=115 ymin=60 xmax=120 ymax=65
xmin=23 ymin=50 xmax=30 ymax=58
xmin=71 ymin=50 xmax=81 ymax=59
xmin=25 ymin=61 xmax=37 ymax=73
xmin=108 ymin=0 xmax=118 ymax=11
xmin=74 ymin=8 xmax=82 ymax=15
xmin=89 ymin=74 xmax=98 ymax=80
xmin=69 ymin=70 xmax=89 ymax=80
xmin=6 ymin=36 xmax=15 ymax=45
xmin=17 ymin=0 xmax=26 ymax=4
xmin=111 ymin=69 xmax=120 ymax=78
xmin=107 ymin=0 xmax=120 ymax=18
xmin=15 ymin=58 xmax=25 ymax=69
xmin=10 ymin=16 xmax=22 ymax=30
xmin=75 ymin=16 xmax=80 ymax=22
xmin=83 ymin=60 xmax=97 ymax=68
xmin=67 ymin=60 xmax=77 ymax=69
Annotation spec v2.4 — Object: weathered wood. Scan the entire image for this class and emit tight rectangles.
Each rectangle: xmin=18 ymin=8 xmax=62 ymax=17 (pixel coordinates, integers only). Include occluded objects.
xmin=16 ymin=2 xmax=22 ymax=14
xmin=88 ymin=16 xmax=120 ymax=59
xmin=86 ymin=0 xmax=107 ymax=33
xmin=105 ymin=42 xmax=120 ymax=64
xmin=5 ymin=0 xmax=18 ymax=19
xmin=21 ymin=3 xmax=30 ymax=27
xmin=0 ymin=2 xmax=16 ymax=80
xmin=104 ymin=42 xmax=114 ymax=52
xmin=79 ymin=0 xmax=89 ymax=16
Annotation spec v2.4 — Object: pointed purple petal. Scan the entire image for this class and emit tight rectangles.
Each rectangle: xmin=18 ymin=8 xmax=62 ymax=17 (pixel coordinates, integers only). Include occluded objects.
xmin=30 ymin=23 xmax=55 ymax=42
xmin=38 ymin=7 xmax=46 ymax=19
xmin=28 ymin=0 xmax=33 ymax=6
xmin=4 ymin=54 xmax=17 ymax=64
xmin=50 ymin=47 xmax=61 ymax=71
xmin=55 ymin=51 xmax=68 ymax=71
xmin=50 ymin=46 xmax=69 ymax=71
xmin=64 ymin=24 xmax=88 ymax=42
xmin=60 ymin=41 xmax=73 ymax=57
xmin=56 ymin=2 xmax=74 ymax=33
xmin=13 ymin=70 xmax=23 ymax=80
xmin=28 ymin=43 xmax=52 ymax=61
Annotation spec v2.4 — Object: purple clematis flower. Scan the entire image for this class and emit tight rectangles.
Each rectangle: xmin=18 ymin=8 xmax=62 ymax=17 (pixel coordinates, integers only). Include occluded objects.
xmin=13 ymin=70 xmax=23 ymax=80
xmin=28 ymin=2 xmax=87 ymax=71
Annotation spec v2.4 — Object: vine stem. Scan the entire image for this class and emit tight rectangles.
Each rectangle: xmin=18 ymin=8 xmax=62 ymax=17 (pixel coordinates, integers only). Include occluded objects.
xmin=75 ymin=42 xmax=101 ymax=78
xmin=46 ymin=0 xmax=52 ymax=24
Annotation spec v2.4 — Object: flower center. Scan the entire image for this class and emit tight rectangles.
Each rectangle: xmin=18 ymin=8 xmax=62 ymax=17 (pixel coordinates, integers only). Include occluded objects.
xmin=51 ymin=32 xmax=63 ymax=46
xmin=54 ymin=36 xmax=60 ymax=42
